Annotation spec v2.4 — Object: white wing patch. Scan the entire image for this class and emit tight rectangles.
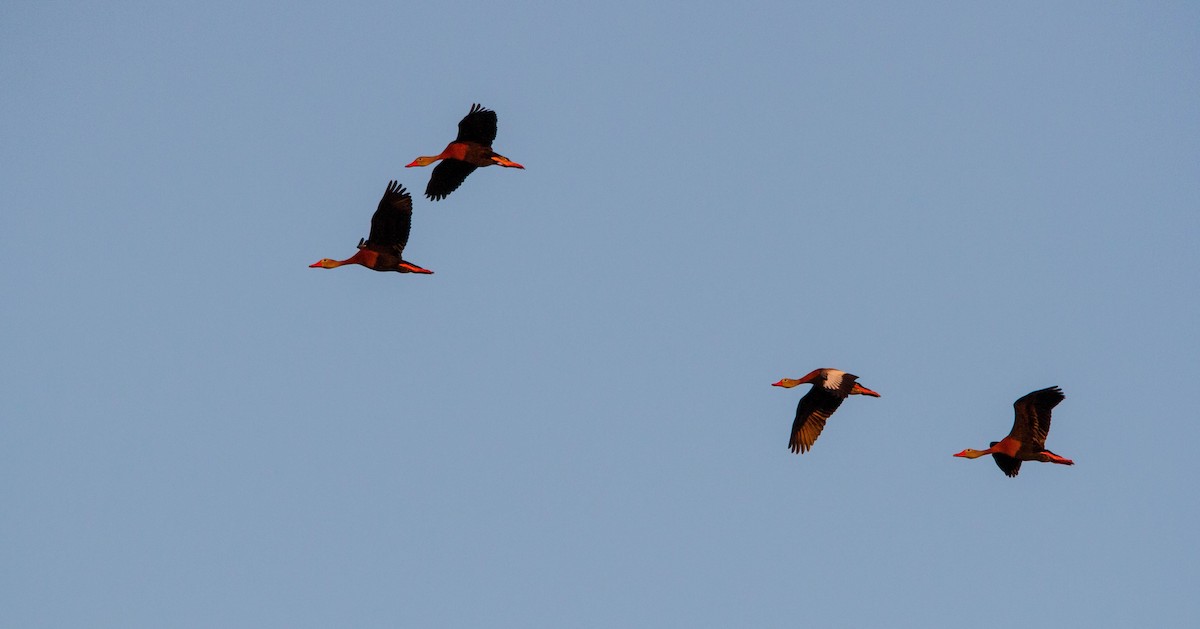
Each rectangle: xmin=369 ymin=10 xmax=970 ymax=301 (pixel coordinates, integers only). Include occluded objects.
xmin=822 ymin=369 xmax=846 ymax=391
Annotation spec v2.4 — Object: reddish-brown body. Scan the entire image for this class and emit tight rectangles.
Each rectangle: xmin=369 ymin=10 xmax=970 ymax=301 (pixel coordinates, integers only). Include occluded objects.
xmin=348 ymin=249 xmax=378 ymax=267
xmin=311 ymin=246 xmax=430 ymax=274
xmin=988 ymin=437 xmax=1021 ymax=458
xmin=440 ymin=143 xmax=469 ymax=162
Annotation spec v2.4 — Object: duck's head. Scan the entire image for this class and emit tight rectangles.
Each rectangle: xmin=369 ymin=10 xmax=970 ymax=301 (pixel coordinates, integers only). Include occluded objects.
xmin=772 ymin=369 xmax=825 ymax=388
xmin=405 ymin=156 xmax=439 ymax=167
xmin=953 ymin=448 xmax=989 ymax=459
xmin=309 ymin=258 xmax=340 ymax=269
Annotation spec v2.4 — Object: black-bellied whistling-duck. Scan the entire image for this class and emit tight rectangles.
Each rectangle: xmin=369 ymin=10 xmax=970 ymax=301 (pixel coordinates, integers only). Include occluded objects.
xmin=953 ymin=386 xmax=1074 ymax=477
xmin=309 ymin=180 xmax=433 ymax=274
xmin=405 ymin=103 xmax=524 ymax=201
xmin=773 ymin=368 xmax=881 ymax=454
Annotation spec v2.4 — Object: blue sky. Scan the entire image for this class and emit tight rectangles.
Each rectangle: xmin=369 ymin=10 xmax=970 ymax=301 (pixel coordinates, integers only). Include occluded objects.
xmin=3 ymin=1 xmax=1198 ymax=627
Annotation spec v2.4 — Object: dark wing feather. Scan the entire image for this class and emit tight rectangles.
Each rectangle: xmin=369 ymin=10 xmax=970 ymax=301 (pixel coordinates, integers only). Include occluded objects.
xmin=1009 ymin=386 xmax=1065 ymax=448
xmin=991 ymin=452 xmax=1022 ymax=477
xmin=364 ymin=181 xmax=413 ymax=254
xmin=425 ymin=159 xmax=477 ymax=201
xmin=454 ymin=103 xmax=498 ymax=146
xmin=789 ymin=387 xmax=849 ymax=453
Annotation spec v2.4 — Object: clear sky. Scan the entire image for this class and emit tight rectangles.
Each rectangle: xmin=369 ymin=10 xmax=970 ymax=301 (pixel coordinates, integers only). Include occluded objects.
xmin=3 ymin=1 xmax=1198 ymax=627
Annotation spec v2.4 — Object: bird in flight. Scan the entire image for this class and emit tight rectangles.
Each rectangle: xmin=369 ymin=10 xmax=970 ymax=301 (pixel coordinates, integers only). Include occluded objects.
xmin=309 ymin=180 xmax=433 ymax=274
xmin=406 ymin=103 xmax=524 ymax=201
xmin=773 ymin=368 xmax=881 ymax=454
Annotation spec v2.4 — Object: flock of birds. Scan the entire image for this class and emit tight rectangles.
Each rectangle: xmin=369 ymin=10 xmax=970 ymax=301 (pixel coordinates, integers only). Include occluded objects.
xmin=308 ymin=104 xmax=1075 ymax=479
xmin=775 ymin=369 xmax=1073 ymax=477
xmin=308 ymin=104 xmax=523 ymax=274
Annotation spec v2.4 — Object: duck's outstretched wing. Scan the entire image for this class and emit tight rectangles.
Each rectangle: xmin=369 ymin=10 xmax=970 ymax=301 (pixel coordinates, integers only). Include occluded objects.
xmin=455 ymin=103 xmax=498 ymax=146
xmin=365 ymin=180 xmax=413 ymax=254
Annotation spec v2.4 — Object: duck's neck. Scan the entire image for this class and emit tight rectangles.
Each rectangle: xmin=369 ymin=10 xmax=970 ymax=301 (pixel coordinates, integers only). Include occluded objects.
xmin=418 ymin=144 xmax=468 ymax=163
xmin=335 ymin=249 xmax=373 ymax=267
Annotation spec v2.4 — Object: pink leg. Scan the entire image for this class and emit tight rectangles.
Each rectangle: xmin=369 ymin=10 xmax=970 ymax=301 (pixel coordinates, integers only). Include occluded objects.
xmin=1045 ymin=452 xmax=1074 ymax=466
